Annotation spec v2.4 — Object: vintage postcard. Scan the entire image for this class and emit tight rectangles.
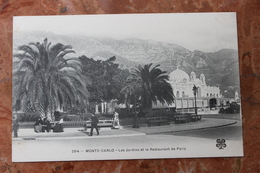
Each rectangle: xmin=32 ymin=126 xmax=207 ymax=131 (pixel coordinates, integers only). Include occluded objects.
xmin=12 ymin=13 xmax=243 ymax=162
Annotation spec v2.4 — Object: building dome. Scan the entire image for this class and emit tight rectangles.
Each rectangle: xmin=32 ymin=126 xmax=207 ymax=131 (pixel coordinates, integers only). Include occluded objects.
xmin=169 ymin=67 xmax=190 ymax=82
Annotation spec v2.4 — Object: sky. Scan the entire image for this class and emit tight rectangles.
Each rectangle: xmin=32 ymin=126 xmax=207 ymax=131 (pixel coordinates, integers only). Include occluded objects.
xmin=13 ymin=12 xmax=238 ymax=52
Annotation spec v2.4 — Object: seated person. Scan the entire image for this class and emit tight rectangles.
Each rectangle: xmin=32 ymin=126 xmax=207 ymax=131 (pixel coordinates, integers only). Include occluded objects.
xmin=34 ymin=117 xmax=43 ymax=133
xmin=35 ymin=117 xmax=43 ymax=125
xmin=42 ymin=117 xmax=51 ymax=133
xmin=53 ymin=117 xmax=64 ymax=133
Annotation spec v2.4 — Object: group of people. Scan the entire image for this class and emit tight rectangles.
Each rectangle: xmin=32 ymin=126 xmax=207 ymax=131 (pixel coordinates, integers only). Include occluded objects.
xmin=13 ymin=109 xmax=120 ymax=137
xmin=34 ymin=117 xmax=52 ymax=133
xmin=34 ymin=116 xmax=64 ymax=133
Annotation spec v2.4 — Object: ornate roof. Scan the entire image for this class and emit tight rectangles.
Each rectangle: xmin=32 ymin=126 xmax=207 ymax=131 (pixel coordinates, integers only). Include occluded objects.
xmin=191 ymin=71 xmax=196 ymax=75
xmin=169 ymin=67 xmax=190 ymax=82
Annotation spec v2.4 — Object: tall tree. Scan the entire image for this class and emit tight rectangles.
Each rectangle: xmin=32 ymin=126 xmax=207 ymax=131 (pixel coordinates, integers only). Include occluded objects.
xmin=79 ymin=55 xmax=130 ymax=103
xmin=120 ymin=75 xmax=142 ymax=113
xmin=13 ymin=38 xmax=89 ymax=120
xmin=133 ymin=63 xmax=174 ymax=110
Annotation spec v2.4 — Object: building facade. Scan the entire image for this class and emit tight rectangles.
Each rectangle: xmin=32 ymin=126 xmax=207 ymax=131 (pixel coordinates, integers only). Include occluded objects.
xmin=168 ymin=67 xmax=221 ymax=99
xmin=166 ymin=67 xmax=222 ymax=112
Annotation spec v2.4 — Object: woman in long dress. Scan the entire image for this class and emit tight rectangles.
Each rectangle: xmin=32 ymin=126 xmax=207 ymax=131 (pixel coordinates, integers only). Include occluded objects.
xmin=112 ymin=111 xmax=120 ymax=129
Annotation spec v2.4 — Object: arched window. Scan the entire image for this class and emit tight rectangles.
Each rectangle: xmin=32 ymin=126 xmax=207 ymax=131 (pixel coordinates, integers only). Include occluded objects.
xmin=207 ymin=93 xmax=209 ymax=97
xmin=176 ymin=91 xmax=179 ymax=98
xmin=182 ymin=91 xmax=185 ymax=97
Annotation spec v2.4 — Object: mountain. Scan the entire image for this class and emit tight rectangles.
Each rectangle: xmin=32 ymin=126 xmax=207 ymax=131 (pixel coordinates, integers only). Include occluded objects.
xmin=13 ymin=30 xmax=240 ymax=94
xmin=13 ymin=31 xmax=140 ymax=69
xmin=13 ymin=31 xmax=191 ymax=69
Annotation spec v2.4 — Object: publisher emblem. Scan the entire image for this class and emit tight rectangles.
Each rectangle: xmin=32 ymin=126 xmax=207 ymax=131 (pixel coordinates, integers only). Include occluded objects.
xmin=216 ymin=139 xmax=226 ymax=149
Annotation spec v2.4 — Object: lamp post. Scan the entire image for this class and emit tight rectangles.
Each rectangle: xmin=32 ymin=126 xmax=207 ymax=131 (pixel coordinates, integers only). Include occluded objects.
xmin=192 ymin=85 xmax=198 ymax=115
xmin=132 ymin=93 xmax=140 ymax=128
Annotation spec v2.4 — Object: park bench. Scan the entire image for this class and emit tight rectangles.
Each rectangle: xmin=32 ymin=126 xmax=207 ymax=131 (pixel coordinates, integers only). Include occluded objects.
xmin=187 ymin=114 xmax=201 ymax=122
xmin=174 ymin=114 xmax=201 ymax=124
xmin=147 ymin=117 xmax=170 ymax=127
xmin=84 ymin=119 xmax=114 ymax=130
xmin=174 ymin=114 xmax=189 ymax=124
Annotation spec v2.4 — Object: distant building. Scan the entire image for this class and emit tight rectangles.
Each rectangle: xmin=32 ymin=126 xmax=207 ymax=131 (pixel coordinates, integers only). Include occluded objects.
xmin=168 ymin=67 xmax=221 ymax=99
xmin=153 ymin=67 xmax=222 ymax=112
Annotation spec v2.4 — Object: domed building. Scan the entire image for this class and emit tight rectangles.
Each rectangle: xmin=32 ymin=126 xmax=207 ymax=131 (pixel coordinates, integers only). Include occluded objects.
xmin=169 ymin=67 xmax=221 ymax=98
xmin=167 ymin=67 xmax=221 ymax=112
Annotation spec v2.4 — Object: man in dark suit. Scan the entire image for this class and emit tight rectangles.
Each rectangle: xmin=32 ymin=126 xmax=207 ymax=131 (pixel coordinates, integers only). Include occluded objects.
xmin=90 ymin=114 xmax=99 ymax=136
xmin=12 ymin=114 xmax=19 ymax=137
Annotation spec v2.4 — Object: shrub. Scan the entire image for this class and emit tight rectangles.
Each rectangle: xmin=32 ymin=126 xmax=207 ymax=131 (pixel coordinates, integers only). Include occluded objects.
xmin=145 ymin=109 xmax=174 ymax=118
xmin=63 ymin=114 xmax=83 ymax=121
xmin=17 ymin=113 xmax=39 ymax=122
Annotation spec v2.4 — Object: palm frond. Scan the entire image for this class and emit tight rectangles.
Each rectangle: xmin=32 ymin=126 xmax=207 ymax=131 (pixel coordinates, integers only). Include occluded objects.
xmin=18 ymin=45 xmax=39 ymax=59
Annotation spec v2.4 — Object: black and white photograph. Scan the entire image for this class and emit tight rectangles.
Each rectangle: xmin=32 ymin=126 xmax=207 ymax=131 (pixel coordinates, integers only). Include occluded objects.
xmin=12 ymin=13 xmax=243 ymax=162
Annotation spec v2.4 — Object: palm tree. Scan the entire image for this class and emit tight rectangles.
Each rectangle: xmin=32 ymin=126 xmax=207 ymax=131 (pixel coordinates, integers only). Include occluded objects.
xmin=120 ymin=75 xmax=142 ymax=128
xmin=133 ymin=63 xmax=174 ymax=111
xmin=120 ymin=75 xmax=142 ymax=113
xmin=13 ymin=38 xmax=89 ymax=120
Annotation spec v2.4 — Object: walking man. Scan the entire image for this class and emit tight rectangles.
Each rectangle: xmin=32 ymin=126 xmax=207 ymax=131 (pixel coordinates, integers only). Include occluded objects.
xmin=90 ymin=114 xmax=99 ymax=136
xmin=12 ymin=114 xmax=19 ymax=138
